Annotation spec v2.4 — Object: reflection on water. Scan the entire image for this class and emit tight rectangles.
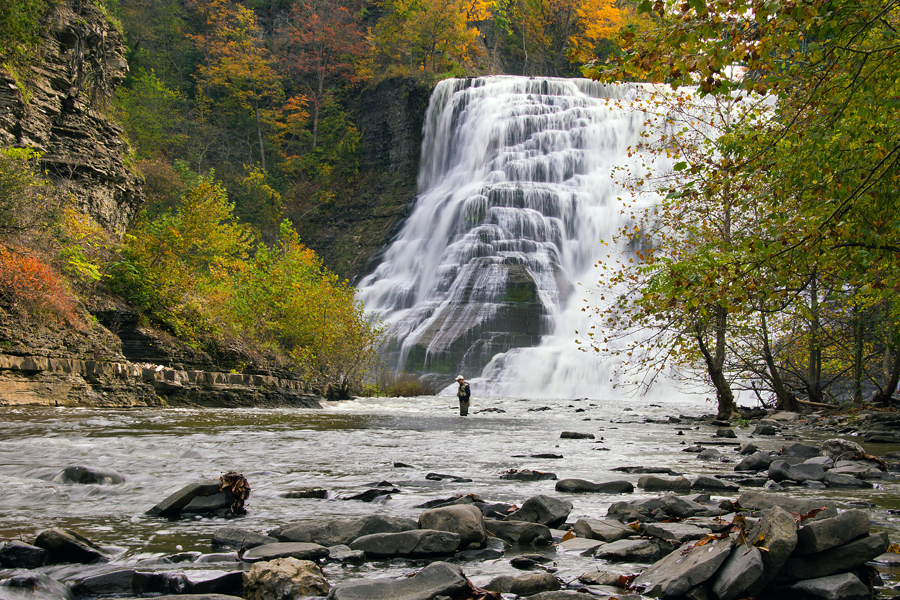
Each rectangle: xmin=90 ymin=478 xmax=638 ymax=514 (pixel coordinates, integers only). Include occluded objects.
xmin=1 ymin=395 xmax=899 ymax=588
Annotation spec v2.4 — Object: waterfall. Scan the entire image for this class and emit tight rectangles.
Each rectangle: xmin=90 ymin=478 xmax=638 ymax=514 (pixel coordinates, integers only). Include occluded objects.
xmin=357 ymin=76 xmax=690 ymax=400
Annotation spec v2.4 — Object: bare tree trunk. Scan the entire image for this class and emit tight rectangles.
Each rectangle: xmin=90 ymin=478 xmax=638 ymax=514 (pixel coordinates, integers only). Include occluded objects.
xmin=552 ymin=8 xmax=572 ymax=71
xmin=697 ymin=321 xmax=738 ymax=419
xmin=760 ymin=311 xmax=799 ymax=411
xmin=807 ymin=271 xmax=823 ymax=402
xmin=853 ymin=306 xmax=864 ymax=404
xmin=254 ymin=97 xmax=266 ymax=173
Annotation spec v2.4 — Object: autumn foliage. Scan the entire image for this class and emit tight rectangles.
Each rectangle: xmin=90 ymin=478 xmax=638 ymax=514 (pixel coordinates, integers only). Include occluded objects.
xmin=0 ymin=247 xmax=82 ymax=326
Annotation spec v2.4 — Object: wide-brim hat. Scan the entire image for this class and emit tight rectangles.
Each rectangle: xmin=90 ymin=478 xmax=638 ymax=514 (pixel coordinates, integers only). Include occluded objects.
xmin=455 ymin=375 xmax=464 ymax=381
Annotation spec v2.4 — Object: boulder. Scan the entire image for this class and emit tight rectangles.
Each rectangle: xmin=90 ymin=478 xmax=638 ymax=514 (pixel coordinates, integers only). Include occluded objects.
xmin=710 ymin=545 xmax=764 ymax=600
xmin=483 ymin=572 xmax=561 ymax=596
xmin=690 ymin=476 xmax=739 ymax=493
xmin=643 ymin=522 xmax=712 ymax=544
xmin=735 ymin=452 xmax=773 ymax=472
xmin=554 ymin=479 xmax=633 ymax=494
xmin=0 ymin=573 xmax=73 ymax=600
xmin=776 ymin=532 xmax=890 ymax=582
xmin=752 ymin=425 xmax=777 ymax=435
xmin=483 ymin=519 xmax=553 ymax=545
xmin=325 ymin=561 xmax=469 ymax=600
xmin=829 ymin=461 xmax=883 ymax=479
xmin=794 ymin=509 xmax=870 ymax=555
xmin=187 ymin=571 xmax=244 ymax=596
xmin=559 ymin=537 xmax=605 ymax=555
xmin=0 ymin=540 xmax=48 ymax=568
xmin=744 ymin=505 xmax=798 ymax=593
xmin=243 ymin=557 xmax=330 ymax=600
xmin=326 ymin=544 xmax=365 ymax=564
xmin=505 ymin=494 xmax=573 ymax=528
xmin=50 ymin=466 xmax=125 ymax=485
xmin=572 ymin=518 xmax=634 ymax=542
xmin=213 ymin=527 xmax=278 ymax=549
xmin=787 ymin=463 xmax=827 ymax=483
xmin=637 ymin=475 xmax=691 ymax=492
xmin=659 ymin=494 xmax=710 ymax=518
xmin=821 ymin=439 xmax=866 ymax=461
xmin=716 ymin=428 xmax=737 ymax=438
xmin=736 ymin=491 xmax=838 ymax=519
xmin=500 ymin=469 xmax=557 ymax=481
xmin=349 ymin=529 xmax=461 ymax=557
xmin=560 ymin=431 xmax=595 ymax=439
xmin=739 ymin=443 xmax=758 ymax=455
xmin=782 ymin=572 xmax=870 ymax=600
xmin=182 ymin=491 xmax=232 ymax=513
xmin=271 ymin=515 xmax=418 ymax=546
xmin=594 ymin=538 xmax=673 ymax=563
xmin=241 ymin=542 xmax=330 ymax=563
xmin=578 ymin=570 xmax=625 ymax=586
xmin=632 ymin=535 xmax=733 ymax=597
xmin=418 ymin=504 xmax=486 ymax=548
xmin=132 ymin=572 xmax=189 ymax=595
xmin=606 ymin=497 xmax=664 ymax=522
xmin=71 ymin=570 xmax=135 ymax=597
xmin=768 ymin=459 xmax=795 ymax=482
xmin=697 ymin=448 xmax=723 ymax=460
xmin=824 ymin=472 xmax=873 ymax=488
xmin=146 ymin=480 xmax=222 ymax=516
xmin=34 ymin=528 xmax=111 ymax=565
xmin=781 ymin=443 xmax=821 ymax=460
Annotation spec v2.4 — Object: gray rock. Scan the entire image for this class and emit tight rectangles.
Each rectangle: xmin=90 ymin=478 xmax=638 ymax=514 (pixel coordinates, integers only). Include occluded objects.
xmin=0 ymin=573 xmax=73 ymax=600
xmin=643 ymin=522 xmax=711 ymax=544
xmin=349 ymin=529 xmax=461 ymax=558
xmin=594 ymin=538 xmax=673 ymax=563
xmin=716 ymin=428 xmax=737 ymax=438
xmin=419 ymin=504 xmax=486 ymax=548
xmin=735 ymin=452 xmax=773 ymax=472
xmin=710 ymin=545 xmax=763 ymax=600
xmin=753 ymin=425 xmax=777 ymax=435
xmin=71 ymin=570 xmax=135 ymax=596
xmin=829 ymin=461 xmax=883 ymax=479
xmin=483 ymin=519 xmax=553 ymax=545
xmin=483 ymin=572 xmax=561 ymax=595
xmin=787 ymin=463 xmax=827 ymax=483
xmin=632 ymin=535 xmax=733 ymax=597
xmin=213 ymin=527 xmax=278 ymax=549
xmin=271 ymin=515 xmax=418 ymax=546
xmin=821 ymin=438 xmax=866 ymax=461
xmin=660 ymin=494 xmax=711 ymax=518
xmin=132 ymin=572 xmax=190 ymax=595
xmin=744 ymin=505 xmax=797 ymax=592
xmin=795 ymin=509 xmax=870 ymax=555
xmin=577 ymin=570 xmax=624 ymax=586
xmin=572 ymin=518 xmax=634 ymax=542
xmin=241 ymin=542 xmax=330 ymax=563
xmin=555 ymin=479 xmax=634 ymax=494
xmin=243 ymin=557 xmax=330 ymax=600
xmin=560 ymin=431 xmax=595 ymax=439
xmin=739 ymin=443 xmax=758 ymax=455
xmin=50 ymin=466 xmax=125 ymax=485
xmin=737 ymin=491 xmax=838 ymax=519
xmin=697 ymin=448 xmax=723 ymax=461
xmin=0 ymin=540 xmax=48 ymax=568
xmin=33 ymin=528 xmax=111 ymax=565
xmin=691 ymin=476 xmax=739 ymax=493
xmin=326 ymin=544 xmax=365 ymax=564
xmin=782 ymin=572 xmax=870 ymax=600
xmin=782 ymin=443 xmax=821 ymax=460
xmin=325 ymin=561 xmax=469 ymax=600
xmin=637 ymin=475 xmax=691 ymax=492
xmin=803 ymin=456 xmax=834 ymax=467
xmin=768 ymin=459 xmax=795 ymax=482
xmin=186 ymin=571 xmax=244 ymax=596
xmin=182 ymin=490 xmax=232 ymax=513
xmin=824 ymin=472 xmax=873 ymax=488
xmin=146 ymin=480 xmax=222 ymax=516
xmin=506 ymin=494 xmax=573 ymax=528
xmin=777 ymin=532 xmax=890 ymax=582
xmin=559 ymin=537 xmax=605 ymax=555
xmin=500 ymin=469 xmax=557 ymax=481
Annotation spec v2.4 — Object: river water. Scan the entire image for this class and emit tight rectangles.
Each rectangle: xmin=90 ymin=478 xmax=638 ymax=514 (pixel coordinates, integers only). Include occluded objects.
xmin=2 ymin=396 xmax=900 ymax=593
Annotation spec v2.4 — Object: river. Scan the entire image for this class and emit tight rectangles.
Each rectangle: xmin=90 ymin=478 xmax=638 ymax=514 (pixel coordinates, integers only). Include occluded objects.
xmin=2 ymin=395 xmax=899 ymax=593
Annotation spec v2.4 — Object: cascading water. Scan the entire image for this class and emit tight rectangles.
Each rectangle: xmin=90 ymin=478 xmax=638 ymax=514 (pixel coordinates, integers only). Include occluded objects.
xmin=357 ymin=76 xmax=687 ymax=399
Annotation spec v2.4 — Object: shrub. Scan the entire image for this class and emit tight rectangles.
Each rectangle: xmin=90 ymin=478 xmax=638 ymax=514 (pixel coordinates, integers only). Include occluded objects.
xmin=0 ymin=246 xmax=81 ymax=326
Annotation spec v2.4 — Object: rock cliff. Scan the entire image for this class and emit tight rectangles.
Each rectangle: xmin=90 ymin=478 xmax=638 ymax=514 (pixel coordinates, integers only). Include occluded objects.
xmin=0 ymin=0 xmax=143 ymax=232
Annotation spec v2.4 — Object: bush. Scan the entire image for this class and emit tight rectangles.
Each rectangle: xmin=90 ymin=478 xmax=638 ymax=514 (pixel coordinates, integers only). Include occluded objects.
xmin=368 ymin=372 xmax=437 ymax=397
xmin=0 ymin=246 xmax=81 ymax=326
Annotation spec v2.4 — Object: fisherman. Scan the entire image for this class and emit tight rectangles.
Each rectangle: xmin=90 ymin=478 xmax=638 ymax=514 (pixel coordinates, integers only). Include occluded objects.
xmin=455 ymin=375 xmax=471 ymax=416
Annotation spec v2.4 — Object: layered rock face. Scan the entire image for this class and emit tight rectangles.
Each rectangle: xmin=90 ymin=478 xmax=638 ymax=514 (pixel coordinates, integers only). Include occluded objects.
xmin=0 ymin=0 xmax=143 ymax=233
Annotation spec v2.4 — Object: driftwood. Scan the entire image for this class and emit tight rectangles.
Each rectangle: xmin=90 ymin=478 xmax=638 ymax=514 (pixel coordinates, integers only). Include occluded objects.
xmin=796 ymin=398 xmax=833 ymax=409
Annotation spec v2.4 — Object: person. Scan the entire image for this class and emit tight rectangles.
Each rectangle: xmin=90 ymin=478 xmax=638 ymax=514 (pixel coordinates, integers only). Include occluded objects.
xmin=455 ymin=375 xmax=471 ymax=416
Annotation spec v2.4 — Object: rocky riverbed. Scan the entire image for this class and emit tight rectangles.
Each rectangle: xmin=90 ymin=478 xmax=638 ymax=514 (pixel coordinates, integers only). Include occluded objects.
xmin=3 ymin=400 xmax=900 ymax=600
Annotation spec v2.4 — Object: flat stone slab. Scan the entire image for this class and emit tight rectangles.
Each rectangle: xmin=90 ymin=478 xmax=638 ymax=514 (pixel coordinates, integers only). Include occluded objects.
xmin=241 ymin=542 xmax=330 ymax=562
xmin=632 ymin=535 xmax=733 ymax=597
xmin=782 ymin=572 xmax=870 ymax=600
xmin=572 ymin=518 xmax=633 ymax=542
xmin=326 ymin=561 xmax=469 ymax=600
xmin=483 ymin=520 xmax=552 ymax=546
xmin=643 ymin=522 xmax=712 ymax=544
xmin=777 ymin=532 xmax=890 ymax=582
xmin=349 ymin=529 xmax=460 ymax=558
xmin=213 ymin=527 xmax=278 ymax=550
xmin=795 ymin=509 xmax=870 ymax=555
xmin=559 ymin=537 xmax=604 ymax=555
xmin=594 ymin=538 xmax=672 ymax=563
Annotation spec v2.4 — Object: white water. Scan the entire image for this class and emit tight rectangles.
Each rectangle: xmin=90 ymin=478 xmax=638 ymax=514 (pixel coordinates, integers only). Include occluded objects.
xmin=357 ymin=76 xmax=698 ymax=401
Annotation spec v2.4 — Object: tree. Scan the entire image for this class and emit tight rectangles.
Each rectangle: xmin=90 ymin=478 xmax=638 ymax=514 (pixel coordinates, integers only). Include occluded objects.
xmin=285 ymin=0 xmax=367 ymax=150
xmin=584 ymin=0 xmax=900 ymax=406
xmin=189 ymin=0 xmax=284 ymax=172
